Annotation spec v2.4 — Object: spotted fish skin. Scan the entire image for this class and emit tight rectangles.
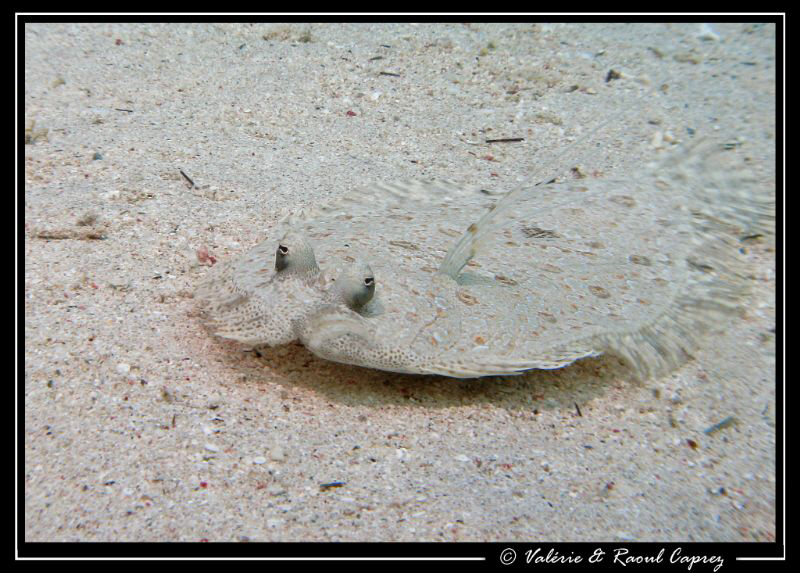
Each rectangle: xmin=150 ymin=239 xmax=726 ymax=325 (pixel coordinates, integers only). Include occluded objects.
xmin=196 ymin=140 xmax=773 ymax=378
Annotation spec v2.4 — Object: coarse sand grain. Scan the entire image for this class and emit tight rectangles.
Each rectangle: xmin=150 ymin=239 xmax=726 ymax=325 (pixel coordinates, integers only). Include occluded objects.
xmin=24 ymin=22 xmax=776 ymax=543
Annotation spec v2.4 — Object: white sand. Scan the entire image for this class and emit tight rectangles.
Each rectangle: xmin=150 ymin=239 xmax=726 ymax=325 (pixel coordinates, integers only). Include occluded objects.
xmin=24 ymin=22 xmax=776 ymax=542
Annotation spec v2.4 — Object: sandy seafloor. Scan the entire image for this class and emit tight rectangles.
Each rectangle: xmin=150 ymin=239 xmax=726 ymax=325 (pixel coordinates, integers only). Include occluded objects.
xmin=23 ymin=22 xmax=777 ymax=543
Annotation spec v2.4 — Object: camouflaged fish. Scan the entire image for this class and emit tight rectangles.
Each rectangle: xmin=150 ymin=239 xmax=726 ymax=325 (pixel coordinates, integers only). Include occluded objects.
xmin=195 ymin=140 xmax=773 ymax=378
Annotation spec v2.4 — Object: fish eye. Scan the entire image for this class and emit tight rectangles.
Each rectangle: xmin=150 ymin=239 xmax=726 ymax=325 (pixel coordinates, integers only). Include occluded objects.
xmin=364 ymin=277 xmax=374 ymax=287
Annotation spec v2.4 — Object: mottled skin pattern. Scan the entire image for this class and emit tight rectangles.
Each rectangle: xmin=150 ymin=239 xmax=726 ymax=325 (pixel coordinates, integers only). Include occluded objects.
xmin=196 ymin=142 xmax=773 ymax=378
